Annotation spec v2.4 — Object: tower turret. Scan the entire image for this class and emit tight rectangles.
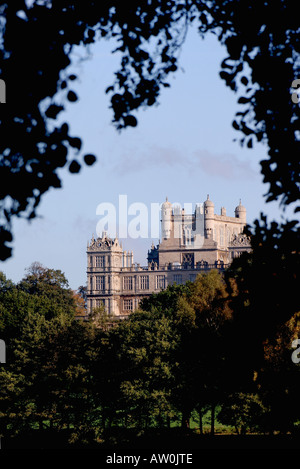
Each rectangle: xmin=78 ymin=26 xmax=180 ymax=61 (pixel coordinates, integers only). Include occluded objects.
xmin=234 ymin=199 xmax=246 ymax=223
xmin=204 ymin=195 xmax=214 ymax=239
xmin=161 ymin=197 xmax=172 ymax=240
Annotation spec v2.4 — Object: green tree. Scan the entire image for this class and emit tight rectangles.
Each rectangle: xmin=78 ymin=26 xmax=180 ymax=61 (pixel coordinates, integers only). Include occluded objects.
xmin=185 ymin=270 xmax=233 ymax=435
xmin=140 ymin=282 xmax=196 ymax=428
xmin=0 ymin=271 xmax=41 ymax=344
xmin=225 ymin=217 xmax=299 ymax=370
xmin=108 ymin=309 xmax=179 ymax=429
xmin=139 ymin=283 xmax=189 ymax=315
xmin=0 ymin=268 xmax=104 ymax=446
xmin=218 ymin=393 xmax=268 ymax=435
xmin=18 ymin=262 xmax=76 ymax=319
xmin=89 ymin=304 xmax=115 ymax=331
xmin=222 ymin=218 xmax=300 ymax=434
xmin=255 ymin=311 xmax=300 ymax=434
xmin=141 ymin=270 xmax=233 ymax=433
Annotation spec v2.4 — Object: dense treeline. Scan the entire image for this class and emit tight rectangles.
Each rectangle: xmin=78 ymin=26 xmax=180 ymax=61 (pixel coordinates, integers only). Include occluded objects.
xmin=0 ymin=218 xmax=299 ymax=448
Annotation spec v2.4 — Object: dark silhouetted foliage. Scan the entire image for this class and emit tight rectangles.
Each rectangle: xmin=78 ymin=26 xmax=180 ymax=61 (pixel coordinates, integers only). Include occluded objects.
xmin=0 ymin=1 xmax=299 ymax=259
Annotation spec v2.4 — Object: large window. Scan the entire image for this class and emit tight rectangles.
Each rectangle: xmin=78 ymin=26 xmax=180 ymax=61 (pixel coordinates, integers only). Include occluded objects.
xmin=95 ymin=276 xmax=105 ymax=291
xmin=95 ymin=299 xmax=105 ymax=308
xmin=123 ymin=299 xmax=133 ymax=311
xmin=123 ymin=276 xmax=133 ymax=290
xmin=95 ymin=255 xmax=105 ymax=267
xmin=220 ymin=227 xmax=224 ymax=246
xmin=173 ymin=274 xmax=183 ymax=284
xmin=182 ymin=253 xmax=194 ymax=268
xmin=156 ymin=275 xmax=166 ymax=290
xmin=140 ymin=275 xmax=149 ymax=290
xmin=227 ymin=228 xmax=231 ymax=245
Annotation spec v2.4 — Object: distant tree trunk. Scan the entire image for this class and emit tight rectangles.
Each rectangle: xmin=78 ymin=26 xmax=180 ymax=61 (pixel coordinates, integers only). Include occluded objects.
xmin=144 ymin=416 xmax=149 ymax=429
xmin=157 ymin=413 xmax=163 ymax=428
xmin=211 ymin=403 xmax=215 ymax=436
xmin=181 ymin=410 xmax=190 ymax=429
xmin=102 ymin=413 xmax=106 ymax=429
xmin=199 ymin=408 xmax=203 ymax=435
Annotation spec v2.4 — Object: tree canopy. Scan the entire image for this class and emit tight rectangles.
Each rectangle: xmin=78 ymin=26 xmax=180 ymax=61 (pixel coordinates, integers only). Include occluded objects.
xmin=0 ymin=0 xmax=299 ymax=259
xmin=0 ymin=262 xmax=299 ymax=447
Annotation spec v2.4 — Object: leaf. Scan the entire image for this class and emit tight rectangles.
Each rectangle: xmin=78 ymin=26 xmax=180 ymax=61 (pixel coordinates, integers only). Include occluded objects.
xmin=69 ymin=160 xmax=81 ymax=173
xmin=68 ymin=137 xmax=82 ymax=150
xmin=241 ymin=123 xmax=253 ymax=136
xmin=200 ymin=13 xmax=207 ymax=25
xmin=60 ymin=123 xmax=69 ymax=135
xmin=219 ymin=71 xmax=233 ymax=84
xmin=221 ymin=58 xmax=234 ymax=70
xmin=83 ymin=154 xmax=96 ymax=166
xmin=247 ymin=138 xmax=253 ymax=148
xmin=225 ymin=36 xmax=242 ymax=60
xmin=45 ymin=104 xmax=64 ymax=119
xmin=123 ymin=115 xmax=138 ymax=127
xmin=232 ymin=120 xmax=240 ymax=130
xmin=67 ymin=91 xmax=78 ymax=102
xmin=238 ymin=96 xmax=250 ymax=104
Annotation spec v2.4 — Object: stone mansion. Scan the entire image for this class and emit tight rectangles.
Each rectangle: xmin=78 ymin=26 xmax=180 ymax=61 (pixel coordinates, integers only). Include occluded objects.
xmin=86 ymin=196 xmax=251 ymax=317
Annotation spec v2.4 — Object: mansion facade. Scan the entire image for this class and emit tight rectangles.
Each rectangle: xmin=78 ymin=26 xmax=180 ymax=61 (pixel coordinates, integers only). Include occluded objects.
xmin=86 ymin=196 xmax=251 ymax=317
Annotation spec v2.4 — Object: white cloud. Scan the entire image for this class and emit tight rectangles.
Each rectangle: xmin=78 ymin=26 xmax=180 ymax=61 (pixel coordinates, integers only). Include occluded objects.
xmin=111 ymin=144 xmax=256 ymax=181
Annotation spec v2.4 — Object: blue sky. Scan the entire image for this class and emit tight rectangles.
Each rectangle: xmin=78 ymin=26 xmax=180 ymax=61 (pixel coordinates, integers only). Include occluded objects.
xmin=2 ymin=28 xmax=291 ymax=290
